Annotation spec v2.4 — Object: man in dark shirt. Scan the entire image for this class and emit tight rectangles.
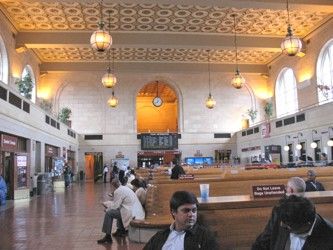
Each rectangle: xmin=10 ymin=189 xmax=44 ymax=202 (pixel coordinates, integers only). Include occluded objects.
xmin=305 ymin=169 xmax=325 ymax=192
xmin=254 ymin=195 xmax=333 ymax=250
xmin=252 ymin=177 xmax=306 ymax=250
xmin=144 ymin=191 xmax=219 ymax=250
xmin=170 ymin=164 xmax=185 ymax=179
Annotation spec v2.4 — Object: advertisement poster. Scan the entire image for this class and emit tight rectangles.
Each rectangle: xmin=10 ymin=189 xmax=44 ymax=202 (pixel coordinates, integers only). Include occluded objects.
xmin=261 ymin=122 xmax=271 ymax=138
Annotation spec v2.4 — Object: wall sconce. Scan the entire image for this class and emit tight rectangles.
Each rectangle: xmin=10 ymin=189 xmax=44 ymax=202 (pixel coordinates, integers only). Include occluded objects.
xmin=310 ymin=129 xmax=318 ymax=149
xmin=295 ymin=132 xmax=303 ymax=150
xmin=283 ymin=135 xmax=290 ymax=151
xmin=327 ymin=127 xmax=333 ymax=147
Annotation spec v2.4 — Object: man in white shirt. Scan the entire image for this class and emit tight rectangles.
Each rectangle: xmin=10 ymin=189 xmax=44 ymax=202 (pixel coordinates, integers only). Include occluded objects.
xmin=252 ymin=177 xmax=306 ymax=249
xmin=276 ymin=195 xmax=333 ymax=250
xmin=143 ymin=191 xmax=218 ymax=250
xmin=103 ymin=165 xmax=109 ymax=183
xmin=97 ymin=178 xmax=145 ymax=244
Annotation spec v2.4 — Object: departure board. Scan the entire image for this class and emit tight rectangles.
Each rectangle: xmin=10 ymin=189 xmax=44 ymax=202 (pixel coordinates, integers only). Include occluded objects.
xmin=141 ymin=133 xmax=178 ymax=150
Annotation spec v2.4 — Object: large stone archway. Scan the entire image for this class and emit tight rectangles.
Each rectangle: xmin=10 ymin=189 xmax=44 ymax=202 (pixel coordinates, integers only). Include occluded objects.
xmin=136 ymin=81 xmax=178 ymax=133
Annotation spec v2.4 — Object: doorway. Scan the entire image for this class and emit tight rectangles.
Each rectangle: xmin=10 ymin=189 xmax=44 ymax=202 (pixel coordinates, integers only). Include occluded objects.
xmin=2 ymin=152 xmax=14 ymax=199
xmin=84 ymin=153 xmax=103 ymax=182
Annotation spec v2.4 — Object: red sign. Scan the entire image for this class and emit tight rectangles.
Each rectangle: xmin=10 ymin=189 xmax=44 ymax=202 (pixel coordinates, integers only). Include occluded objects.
xmin=1 ymin=134 xmax=17 ymax=151
xmin=252 ymin=185 xmax=285 ymax=199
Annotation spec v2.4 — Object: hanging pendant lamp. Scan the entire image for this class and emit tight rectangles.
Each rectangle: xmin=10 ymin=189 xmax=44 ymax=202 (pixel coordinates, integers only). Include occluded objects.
xmin=231 ymin=14 xmax=245 ymax=89
xmin=90 ymin=1 xmax=112 ymax=52
xmin=108 ymin=89 xmax=119 ymax=108
xmin=102 ymin=48 xmax=117 ymax=88
xmin=205 ymin=50 xmax=216 ymax=109
xmin=280 ymin=0 xmax=302 ymax=56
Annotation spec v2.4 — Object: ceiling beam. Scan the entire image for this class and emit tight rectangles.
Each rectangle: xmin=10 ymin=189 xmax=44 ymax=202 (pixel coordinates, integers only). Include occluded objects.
xmin=17 ymin=32 xmax=282 ymax=52
xmin=40 ymin=61 xmax=268 ymax=74
xmin=2 ymin=0 xmax=333 ymax=12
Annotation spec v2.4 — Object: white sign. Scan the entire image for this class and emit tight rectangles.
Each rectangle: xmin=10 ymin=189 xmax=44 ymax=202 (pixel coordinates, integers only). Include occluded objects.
xmin=17 ymin=155 xmax=27 ymax=167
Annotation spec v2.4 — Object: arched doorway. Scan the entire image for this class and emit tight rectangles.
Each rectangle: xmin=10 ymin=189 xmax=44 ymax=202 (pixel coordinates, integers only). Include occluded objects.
xmin=136 ymin=81 xmax=178 ymax=133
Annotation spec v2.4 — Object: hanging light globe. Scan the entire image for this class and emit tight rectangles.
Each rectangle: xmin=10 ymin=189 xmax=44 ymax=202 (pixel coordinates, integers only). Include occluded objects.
xmin=102 ymin=68 xmax=117 ymax=88
xmin=231 ymin=69 xmax=245 ymax=89
xmin=283 ymin=145 xmax=290 ymax=151
xmin=296 ymin=144 xmax=302 ymax=150
xmin=281 ymin=26 xmax=302 ymax=56
xmin=107 ymin=93 xmax=118 ymax=108
xmin=90 ymin=22 xmax=112 ymax=52
xmin=205 ymin=94 xmax=216 ymax=109
xmin=327 ymin=139 xmax=333 ymax=147
xmin=310 ymin=142 xmax=318 ymax=149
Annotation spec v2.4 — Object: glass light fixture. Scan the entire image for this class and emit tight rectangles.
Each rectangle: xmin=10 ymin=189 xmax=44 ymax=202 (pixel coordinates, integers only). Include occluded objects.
xmin=102 ymin=48 xmax=117 ymax=88
xmin=296 ymin=144 xmax=302 ymax=150
xmin=310 ymin=142 xmax=318 ymax=149
xmin=231 ymin=69 xmax=246 ymax=89
xmin=231 ymin=14 xmax=245 ymax=89
xmin=327 ymin=139 xmax=333 ymax=147
xmin=205 ymin=50 xmax=216 ymax=109
xmin=206 ymin=94 xmax=216 ymax=109
xmin=280 ymin=0 xmax=302 ymax=56
xmin=107 ymin=90 xmax=118 ymax=108
xmin=283 ymin=145 xmax=290 ymax=151
xmin=90 ymin=3 xmax=112 ymax=52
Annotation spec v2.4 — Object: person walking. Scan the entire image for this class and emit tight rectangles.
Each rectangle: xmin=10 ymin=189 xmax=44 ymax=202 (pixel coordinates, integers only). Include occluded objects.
xmin=103 ymin=165 xmax=109 ymax=183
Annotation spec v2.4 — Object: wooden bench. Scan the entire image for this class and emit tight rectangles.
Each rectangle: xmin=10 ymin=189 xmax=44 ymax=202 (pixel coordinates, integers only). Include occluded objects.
xmin=129 ymin=167 xmax=333 ymax=244
xmin=198 ymin=191 xmax=333 ymax=249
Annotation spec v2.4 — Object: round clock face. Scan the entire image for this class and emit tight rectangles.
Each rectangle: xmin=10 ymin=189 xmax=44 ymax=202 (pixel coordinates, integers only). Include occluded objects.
xmin=152 ymin=97 xmax=163 ymax=107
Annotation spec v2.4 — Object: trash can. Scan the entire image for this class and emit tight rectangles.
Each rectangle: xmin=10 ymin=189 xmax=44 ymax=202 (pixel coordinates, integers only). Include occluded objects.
xmin=37 ymin=173 xmax=53 ymax=195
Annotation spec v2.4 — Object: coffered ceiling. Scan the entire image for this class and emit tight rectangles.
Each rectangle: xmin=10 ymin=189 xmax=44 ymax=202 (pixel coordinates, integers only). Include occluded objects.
xmin=1 ymin=0 xmax=333 ymax=73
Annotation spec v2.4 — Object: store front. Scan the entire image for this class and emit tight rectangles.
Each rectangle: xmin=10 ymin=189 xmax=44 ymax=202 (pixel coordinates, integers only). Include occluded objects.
xmin=67 ymin=149 xmax=76 ymax=173
xmin=45 ymin=144 xmax=59 ymax=173
xmin=137 ymin=150 xmax=181 ymax=168
xmin=0 ymin=133 xmax=30 ymax=200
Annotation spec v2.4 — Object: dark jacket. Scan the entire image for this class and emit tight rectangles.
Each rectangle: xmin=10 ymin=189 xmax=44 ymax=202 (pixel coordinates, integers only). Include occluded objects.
xmin=252 ymin=211 xmax=333 ymax=250
xmin=143 ymin=223 xmax=219 ymax=250
xmin=252 ymin=205 xmax=281 ymax=250
xmin=170 ymin=165 xmax=185 ymax=179
xmin=305 ymin=180 xmax=325 ymax=192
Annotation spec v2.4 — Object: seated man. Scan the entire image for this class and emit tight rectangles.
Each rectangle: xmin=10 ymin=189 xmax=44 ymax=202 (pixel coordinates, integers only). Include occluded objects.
xmin=305 ymin=169 xmax=325 ymax=192
xmin=97 ymin=178 xmax=144 ymax=244
xmin=130 ymin=178 xmax=147 ymax=208
xmin=170 ymin=163 xmax=185 ymax=179
xmin=144 ymin=191 xmax=219 ymax=250
xmin=252 ymin=177 xmax=306 ymax=250
xmin=270 ymin=195 xmax=333 ymax=249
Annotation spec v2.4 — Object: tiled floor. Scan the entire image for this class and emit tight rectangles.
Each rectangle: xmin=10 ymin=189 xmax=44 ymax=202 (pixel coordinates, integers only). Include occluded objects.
xmin=0 ymin=182 xmax=145 ymax=250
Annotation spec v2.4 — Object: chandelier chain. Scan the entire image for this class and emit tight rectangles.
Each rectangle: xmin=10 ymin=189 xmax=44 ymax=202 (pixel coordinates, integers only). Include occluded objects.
xmin=233 ymin=14 xmax=239 ymax=71
xmin=286 ymin=0 xmax=291 ymax=27
xmin=208 ymin=50 xmax=211 ymax=95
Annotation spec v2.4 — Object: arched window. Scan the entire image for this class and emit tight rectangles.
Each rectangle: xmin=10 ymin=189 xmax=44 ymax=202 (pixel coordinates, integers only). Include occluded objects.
xmin=21 ymin=65 xmax=36 ymax=103
xmin=275 ymin=68 xmax=298 ymax=118
xmin=0 ymin=35 xmax=9 ymax=84
xmin=316 ymin=39 xmax=333 ymax=103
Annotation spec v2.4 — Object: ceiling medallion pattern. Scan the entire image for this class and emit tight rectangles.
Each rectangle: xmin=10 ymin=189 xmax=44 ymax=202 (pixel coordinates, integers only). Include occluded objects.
xmin=2 ymin=2 xmax=330 ymax=36
xmin=35 ymin=47 xmax=277 ymax=64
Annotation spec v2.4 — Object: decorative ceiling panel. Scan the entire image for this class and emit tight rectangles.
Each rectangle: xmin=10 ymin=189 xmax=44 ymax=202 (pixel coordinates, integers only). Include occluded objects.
xmin=35 ymin=47 xmax=278 ymax=64
xmin=2 ymin=2 xmax=331 ymax=36
xmin=1 ymin=1 xmax=332 ymax=70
